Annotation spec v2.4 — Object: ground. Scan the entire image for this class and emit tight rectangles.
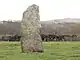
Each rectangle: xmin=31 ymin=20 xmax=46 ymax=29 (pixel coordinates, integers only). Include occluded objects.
xmin=0 ymin=42 xmax=80 ymax=60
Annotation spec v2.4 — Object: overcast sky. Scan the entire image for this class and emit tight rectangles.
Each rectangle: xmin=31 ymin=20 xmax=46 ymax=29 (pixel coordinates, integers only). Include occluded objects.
xmin=0 ymin=0 xmax=80 ymax=21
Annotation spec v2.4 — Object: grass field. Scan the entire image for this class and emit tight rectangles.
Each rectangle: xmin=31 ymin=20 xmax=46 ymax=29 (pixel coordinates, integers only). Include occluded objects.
xmin=0 ymin=42 xmax=80 ymax=60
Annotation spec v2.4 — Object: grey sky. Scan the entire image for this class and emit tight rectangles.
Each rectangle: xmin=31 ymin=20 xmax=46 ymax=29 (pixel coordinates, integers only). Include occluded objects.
xmin=0 ymin=0 xmax=80 ymax=21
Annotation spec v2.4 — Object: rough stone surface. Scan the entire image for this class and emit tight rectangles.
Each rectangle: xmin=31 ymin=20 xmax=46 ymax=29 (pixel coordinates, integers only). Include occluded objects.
xmin=21 ymin=4 xmax=43 ymax=52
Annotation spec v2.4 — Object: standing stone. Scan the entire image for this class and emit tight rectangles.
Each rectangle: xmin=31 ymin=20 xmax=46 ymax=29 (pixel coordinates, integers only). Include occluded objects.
xmin=20 ymin=4 xmax=43 ymax=52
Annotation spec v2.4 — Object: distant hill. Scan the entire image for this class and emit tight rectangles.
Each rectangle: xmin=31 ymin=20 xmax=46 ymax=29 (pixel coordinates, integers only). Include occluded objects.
xmin=53 ymin=18 xmax=80 ymax=23
xmin=0 ymin=18 xmax=80 ymax=37
xmin=0 ymin=21 xmax=20 ymax=35
xmin=40 ymin=18 xmax=80 ymax=36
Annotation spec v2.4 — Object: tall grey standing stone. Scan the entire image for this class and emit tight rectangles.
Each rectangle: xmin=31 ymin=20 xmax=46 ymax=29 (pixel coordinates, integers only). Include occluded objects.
xmin=20 ymin=4 xmax=43 ymax=52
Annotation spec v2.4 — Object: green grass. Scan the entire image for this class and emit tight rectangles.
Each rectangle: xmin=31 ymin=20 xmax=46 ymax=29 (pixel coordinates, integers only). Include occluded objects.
xmin=0 ymin=42 xmax=80 ymax=60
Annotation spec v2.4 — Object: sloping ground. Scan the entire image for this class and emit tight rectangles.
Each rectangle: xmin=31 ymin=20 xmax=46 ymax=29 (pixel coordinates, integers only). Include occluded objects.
xmin=40 ymin=21 xmax=80 ymax=35
xmin=0 ymin=19 xmax=80 ymax=36
xmin=53 ymin=18 xmax=80 ymax=23
xmin=0 ymin=22 xmax=20 ymax=35
xmin=0 ymin=42 xmax=80 ymax=60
